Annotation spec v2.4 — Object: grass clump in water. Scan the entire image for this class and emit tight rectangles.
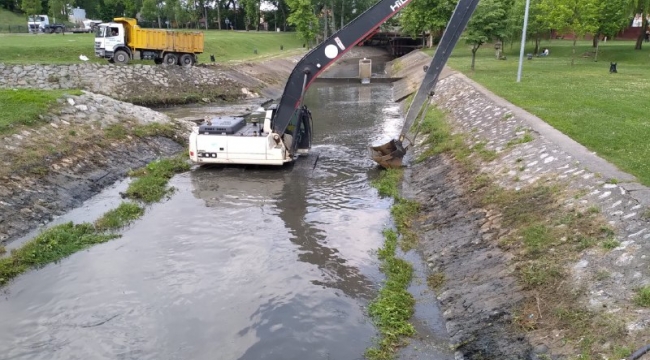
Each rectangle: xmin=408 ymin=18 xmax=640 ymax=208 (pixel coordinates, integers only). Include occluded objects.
xmin=372 ymin=169 xmax=404 ymax=199
xmin=391 ymin=199 xmax=420 ymax=251
xmin=95 ymin=202 xmax=145 ymax=231
xmin=125 ymin=156 xmax=190 ymax=203
xmin=368 ymin=161 xmax=422 ymax=357
xmin=0 ymin=222 xmax=118 ymax=286
xmin=365 ymin=229 xmax=416 ymax=360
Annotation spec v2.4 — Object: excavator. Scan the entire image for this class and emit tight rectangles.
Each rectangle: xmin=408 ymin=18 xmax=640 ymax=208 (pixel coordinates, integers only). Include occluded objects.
xmin=188 ymin=0 xmax=480 ymax=168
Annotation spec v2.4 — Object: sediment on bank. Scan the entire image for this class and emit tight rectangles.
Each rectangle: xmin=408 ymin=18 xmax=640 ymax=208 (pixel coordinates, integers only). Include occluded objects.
xmin=0 ymin=91 xmax=187 ymax=246
xmin=397 ymin=63 xmax=650 ymax=358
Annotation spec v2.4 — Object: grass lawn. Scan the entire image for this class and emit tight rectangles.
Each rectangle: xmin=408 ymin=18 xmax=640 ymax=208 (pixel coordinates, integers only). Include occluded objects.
xmin=433 ymin=40 xmax=650 ymax=186
xmin=0 ymin=89 xmax=82 ymax=134
xmin=0 ymin=28 xmax=304 ymax=65
xmin=0 ymin=8 xmax=26 ymax=28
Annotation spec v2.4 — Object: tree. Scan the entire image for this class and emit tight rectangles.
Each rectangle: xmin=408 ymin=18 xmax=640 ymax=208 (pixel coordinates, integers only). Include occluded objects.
xmin=48 ymin=0 xmax=66 ymax=22
xmin=164 ymin=0 xmax=178 ymax=26
xmin=286 ymin=0 xmax=317 ymax=44
xmin=630 ymin=0 xmax=650 ymax=49
xmin=22 ymin=0 xmax=41 ymax=28
xmin=464 ymin=0 xmax=510 ymax=70
xmin=240 ymin=0 xmax=258 ymax=30
xmin=591 ymin=0 xmax=629 ymax=60
xmin=506 ymin=0 xmax=550 ymax=54
xmin=140 ymin=0 xmax=157 ymax=23
xmin=538 ymin=0 xmax=599 ymax=65
xmin=399 ymin=0 xmax=458 ymax=47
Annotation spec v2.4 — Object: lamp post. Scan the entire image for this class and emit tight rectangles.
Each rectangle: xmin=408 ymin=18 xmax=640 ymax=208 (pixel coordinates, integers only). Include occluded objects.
xmin=516 ymin=0 xmax=531 ymax=82
xmin=204 ymin=3 xmax=209 ymax=30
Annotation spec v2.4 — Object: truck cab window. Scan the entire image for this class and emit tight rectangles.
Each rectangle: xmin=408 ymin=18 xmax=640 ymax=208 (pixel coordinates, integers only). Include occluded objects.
xmin=110 ymin=27 xmax=119 ymax=37
xmin=95 ymin=26 xmax=105 ymax=37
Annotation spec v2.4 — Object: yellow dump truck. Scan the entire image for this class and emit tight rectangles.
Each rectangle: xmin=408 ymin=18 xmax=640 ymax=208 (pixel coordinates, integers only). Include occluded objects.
xmin=94 ymin=18 xmax=204 ymax=66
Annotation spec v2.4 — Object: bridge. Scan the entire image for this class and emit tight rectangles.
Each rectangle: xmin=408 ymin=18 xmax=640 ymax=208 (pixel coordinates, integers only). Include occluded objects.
xmin=359 ymin=30 xmax=425 ymax=57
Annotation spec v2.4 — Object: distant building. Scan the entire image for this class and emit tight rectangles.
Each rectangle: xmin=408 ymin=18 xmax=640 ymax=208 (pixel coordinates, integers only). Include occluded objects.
xmin=70 ymin=7 xmax=86 ymax=23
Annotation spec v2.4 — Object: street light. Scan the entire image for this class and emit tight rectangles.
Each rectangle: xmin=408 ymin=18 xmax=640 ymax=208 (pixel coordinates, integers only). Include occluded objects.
xmin=204 ymin=4 xmax=209 ymax=30
xmin=516 ymin=0 xmax=531 ymax=82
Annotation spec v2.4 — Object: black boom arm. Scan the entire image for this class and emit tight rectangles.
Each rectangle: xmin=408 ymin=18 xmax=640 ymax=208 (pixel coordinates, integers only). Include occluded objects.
xmin=271 ymin=0 xmax=415 ymax=136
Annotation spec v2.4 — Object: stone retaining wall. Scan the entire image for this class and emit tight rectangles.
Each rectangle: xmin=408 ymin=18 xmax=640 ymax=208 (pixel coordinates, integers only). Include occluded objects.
xmin=0 ymin=63 xmax=249 ymax=104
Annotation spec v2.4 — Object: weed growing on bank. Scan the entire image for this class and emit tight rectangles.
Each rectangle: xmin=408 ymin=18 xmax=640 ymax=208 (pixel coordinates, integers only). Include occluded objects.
xmin=104 ymin=121 xmax=180 ymax=142
xmin=635 ymin=286 xmax=650 ymax=307
xmin=367 ymin=168 xmax=423 ymax=359
xmin=416 ymin=103 xmax=645 ymax=357
xmin=125 ymin=155 xmax=190 ymax=203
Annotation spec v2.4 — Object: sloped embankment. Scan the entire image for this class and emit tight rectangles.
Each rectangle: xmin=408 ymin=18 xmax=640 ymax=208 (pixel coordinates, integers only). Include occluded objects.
xmin=0 ymin=91 xmax=187 ymax=245
xmin=392 ymin=50 xmax=650 ymax=358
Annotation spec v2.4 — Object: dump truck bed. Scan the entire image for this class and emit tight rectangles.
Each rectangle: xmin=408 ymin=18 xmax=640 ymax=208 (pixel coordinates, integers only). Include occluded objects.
xmin=115 ymin=18 xmax=204 ymax=54
xmin=130 ymin=28 xmax=203 ymax=54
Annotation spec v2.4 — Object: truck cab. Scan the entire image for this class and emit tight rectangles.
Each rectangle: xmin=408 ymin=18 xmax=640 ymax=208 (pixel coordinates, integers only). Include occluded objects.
xmin=94 ymin=23 xmax=126 ymax=62
xmin=28 ymin=15 xmax=49 ymax=32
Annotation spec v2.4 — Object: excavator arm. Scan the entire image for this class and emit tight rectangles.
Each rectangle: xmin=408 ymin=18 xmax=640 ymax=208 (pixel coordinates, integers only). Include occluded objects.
xmin=272 ymin=0 xmax=480 ymax=162
xmin=271 ymin=0 xmax=416 ymax=142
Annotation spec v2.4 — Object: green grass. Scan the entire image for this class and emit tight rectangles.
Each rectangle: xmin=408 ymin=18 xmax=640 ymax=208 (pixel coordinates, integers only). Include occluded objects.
xmin=371 ymin=168 xmax=404 ymax=199
xmin=201 ymin=30 xmax=305 ymax=63
xmin=0 ymin=9 xmax=25 ymax=27
xmin=0 ymin=29 xmax=304 ymax=64
xmin=634 ymin=286 xmax=650 ymax=307
xmin=367 ymin=165 xmax=424 ymax=358
xmin=390 ymin=199 xmax=420 ymax=251
xmin=0 ymin=222 xmax=119 ymax=286
xmin=0 ymin=89 xmax=82 ymax=134
xmin=434 ymin=39 xmax=650 ymax=186
xmin=365 ymin=229 xmax=416 ymax=360
xmin=94 ymin=202 xmax=144 ymax=231
xmin=125 ymin=156 xmax=190 ymax=203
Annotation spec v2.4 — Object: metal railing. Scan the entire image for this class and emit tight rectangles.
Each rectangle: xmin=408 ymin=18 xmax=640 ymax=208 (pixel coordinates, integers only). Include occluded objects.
xmin=0 ymin=25 xmax=30 ymax=33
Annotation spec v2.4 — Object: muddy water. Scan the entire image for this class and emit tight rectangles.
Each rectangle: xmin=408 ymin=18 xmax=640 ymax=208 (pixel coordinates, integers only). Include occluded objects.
xmin=0 ymin=83 xmax=410 ymax=360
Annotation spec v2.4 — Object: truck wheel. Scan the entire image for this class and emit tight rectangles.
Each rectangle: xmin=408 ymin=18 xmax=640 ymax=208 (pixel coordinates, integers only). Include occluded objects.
xmin=154 ymin=58 xmax=163 ymax=65
xmin=163 ymin=53 xmax=178 ymax=66
xmin=55 ymin=27 xmax=62 ymax=33
xmin=114 ymin=50 xmax=129 ymax=65
xmin=179 ymin=54 xmax=195 ymax=67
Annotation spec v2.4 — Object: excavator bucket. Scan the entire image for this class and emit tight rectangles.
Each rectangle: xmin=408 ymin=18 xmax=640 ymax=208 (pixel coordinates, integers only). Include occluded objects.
xmin=369 ymin=139 xmax=407 ymax=169
xmin=368 ymin=0 xmax=480 ymax=170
